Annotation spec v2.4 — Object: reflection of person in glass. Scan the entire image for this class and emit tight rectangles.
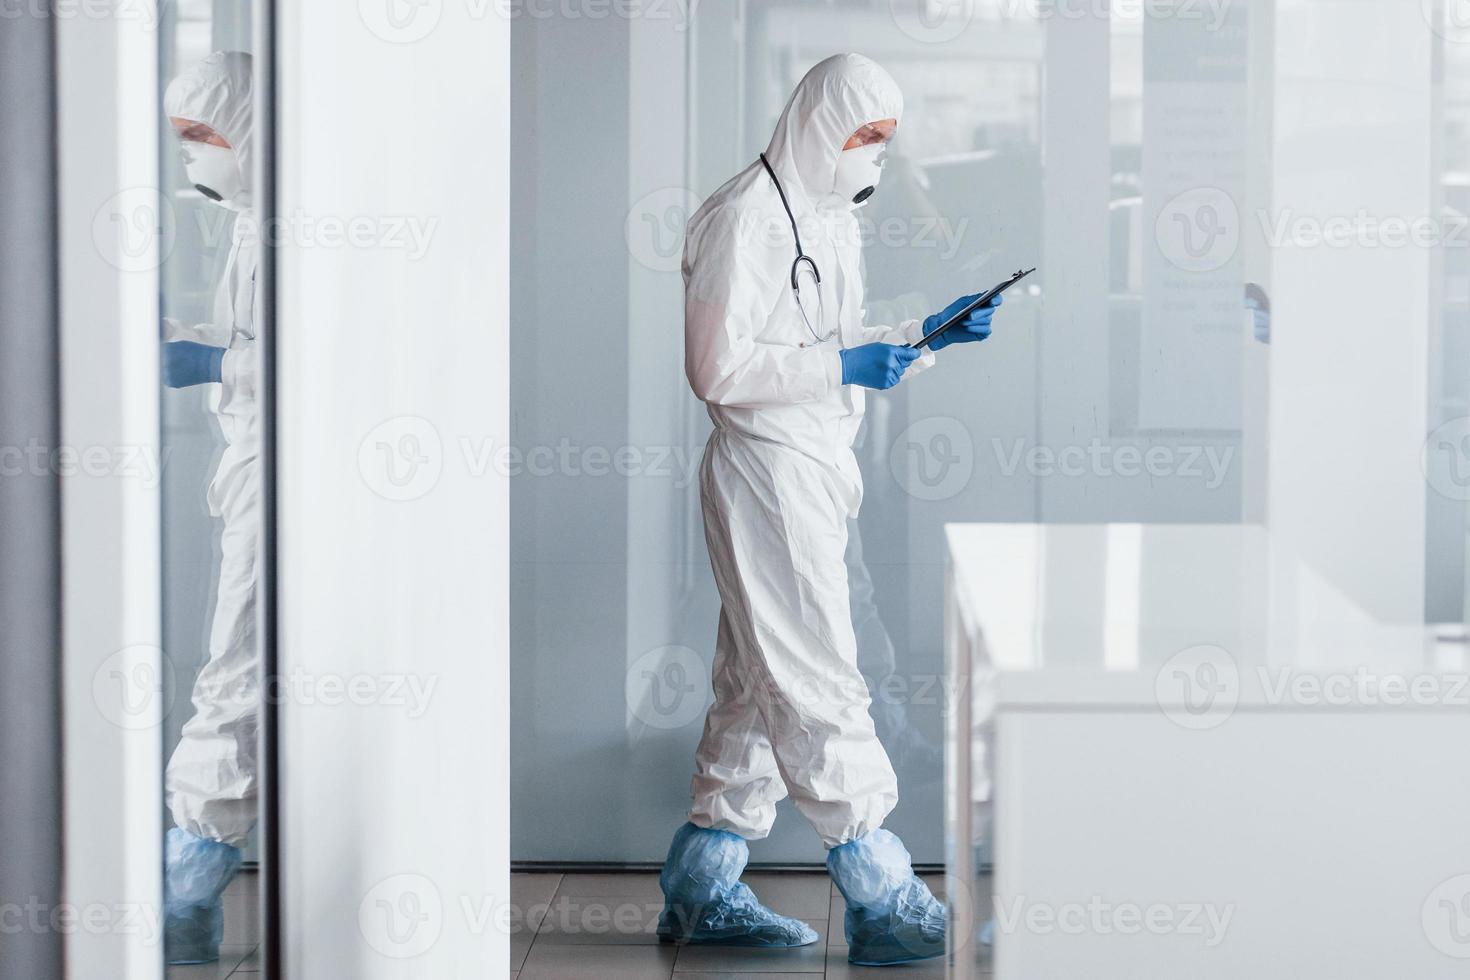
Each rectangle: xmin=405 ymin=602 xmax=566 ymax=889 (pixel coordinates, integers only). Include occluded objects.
xmin=159 ymin=50 xmax=259 ymax=967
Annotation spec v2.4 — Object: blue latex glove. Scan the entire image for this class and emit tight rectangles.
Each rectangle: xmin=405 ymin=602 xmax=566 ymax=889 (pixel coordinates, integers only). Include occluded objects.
xmin=925 ymin=292 xmax=1002 ymax=351
xmin=163 ymin=341 xmax=226 ymax=388
xmin=840 ymin=343 xmax=921 ymax=390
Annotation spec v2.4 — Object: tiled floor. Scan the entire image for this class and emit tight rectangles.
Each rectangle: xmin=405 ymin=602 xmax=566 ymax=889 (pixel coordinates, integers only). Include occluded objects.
xmin=512 ymin=871 xmax=992 ymax=979
xmin=180 ymin=867 xmax=985 ymax=977
xmin=168 ymin=869 xmax=261 ymax=979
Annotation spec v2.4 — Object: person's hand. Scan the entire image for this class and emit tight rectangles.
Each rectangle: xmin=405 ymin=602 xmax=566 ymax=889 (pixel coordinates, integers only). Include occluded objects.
xmin=163 ymin=341 xmax=226 ymax=388
xmin=840 ymin=343 xmax=921 ymax=390
xmin=925 ymin=292 xmax=1001 ymax=351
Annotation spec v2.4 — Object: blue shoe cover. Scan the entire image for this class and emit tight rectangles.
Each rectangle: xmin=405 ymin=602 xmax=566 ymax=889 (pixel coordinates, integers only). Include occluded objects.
xmin=164 ymin=827 xmax=243 ymax=965
xmin=828 ymin=829 xmax=946 ymax=966
xmin=657 ymin=823 xmax=819 ymax=948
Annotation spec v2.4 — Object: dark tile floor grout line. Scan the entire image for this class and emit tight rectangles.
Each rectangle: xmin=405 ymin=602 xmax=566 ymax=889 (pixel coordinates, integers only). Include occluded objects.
xmin=222 ymin=941 xmax=260 ymax=977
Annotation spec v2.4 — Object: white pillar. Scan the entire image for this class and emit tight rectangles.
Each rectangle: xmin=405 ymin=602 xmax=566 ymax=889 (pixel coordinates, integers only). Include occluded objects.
xmin=56 ymin=9 xmax=163 ymax=978
xmin=1266 ymin=0 xmax=1431 ymax=625
xmin=277 ymin=4 xmax=510 ymax=975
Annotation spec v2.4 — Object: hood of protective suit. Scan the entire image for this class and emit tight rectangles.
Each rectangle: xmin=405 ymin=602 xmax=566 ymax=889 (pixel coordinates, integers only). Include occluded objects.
xmin=681 ymin=51 xmax=933 ymax=495
xmin=762 ymin=53 xmax=903 ymax=214
xmin=165 ymin=51 xmax=254 ymax=208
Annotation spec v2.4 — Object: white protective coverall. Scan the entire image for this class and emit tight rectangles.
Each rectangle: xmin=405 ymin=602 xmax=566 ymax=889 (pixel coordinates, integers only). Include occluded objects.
xmin=683 ymin=54 xmax=936 ymax=849
xmin=163 ymin=51 xmax=262 ymax=848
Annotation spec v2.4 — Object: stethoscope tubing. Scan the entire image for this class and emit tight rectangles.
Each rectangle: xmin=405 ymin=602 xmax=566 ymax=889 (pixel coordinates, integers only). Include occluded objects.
xmin=758 ymin=153 xmax=836 ymax=346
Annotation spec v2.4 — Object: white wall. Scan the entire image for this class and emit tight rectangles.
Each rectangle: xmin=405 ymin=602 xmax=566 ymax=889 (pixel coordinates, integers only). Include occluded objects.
xmin=56 ymin=10 xmax=163 ymax=980
xmin=277 ymin=5 xmax=510 ymax=976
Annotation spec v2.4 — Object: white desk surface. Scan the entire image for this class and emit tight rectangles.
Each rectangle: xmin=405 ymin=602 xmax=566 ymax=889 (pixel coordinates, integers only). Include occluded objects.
xmin=946 ymin=523 xmax=1468 ymax=709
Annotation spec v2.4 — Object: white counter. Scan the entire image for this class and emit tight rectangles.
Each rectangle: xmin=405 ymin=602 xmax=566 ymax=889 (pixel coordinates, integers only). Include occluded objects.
xmin=943 ymin=523 xmax=1470 ymax=980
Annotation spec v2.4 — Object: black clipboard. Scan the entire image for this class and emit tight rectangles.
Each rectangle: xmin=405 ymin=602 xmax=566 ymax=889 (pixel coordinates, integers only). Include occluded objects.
xmin=909 ymin=267 xmax=1036 ymax=350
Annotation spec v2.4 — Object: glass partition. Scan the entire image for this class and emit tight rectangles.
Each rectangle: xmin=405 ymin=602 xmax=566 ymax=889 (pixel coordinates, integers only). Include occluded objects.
xmin=511 ymin=0 xmax=1457 ymax=876
xmin=159 ymin=2 xmax=264 ymax=973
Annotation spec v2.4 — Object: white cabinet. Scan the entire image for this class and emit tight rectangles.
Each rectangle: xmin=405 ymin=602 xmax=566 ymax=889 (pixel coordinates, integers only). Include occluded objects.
xmin=945 ymin=524 xmax=1470 ymax=980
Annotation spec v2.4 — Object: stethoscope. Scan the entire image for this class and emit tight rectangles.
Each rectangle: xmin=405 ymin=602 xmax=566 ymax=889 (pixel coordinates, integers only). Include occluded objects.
xmin=759 ymin=152 xmax=836 ymax=345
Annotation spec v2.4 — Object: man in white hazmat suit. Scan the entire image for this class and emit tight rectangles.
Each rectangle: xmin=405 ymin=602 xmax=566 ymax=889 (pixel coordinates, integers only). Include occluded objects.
xmin=659 ymin=54 xmax=1002 ymax=967
xmin=157 ymin=50 xmax=260 ymax=966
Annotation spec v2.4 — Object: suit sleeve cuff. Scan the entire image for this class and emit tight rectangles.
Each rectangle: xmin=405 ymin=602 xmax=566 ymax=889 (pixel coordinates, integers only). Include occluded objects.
xmin=824 ymin=347 xmax=845 ymax=390
xmin=221 ymin=348 xmax=257 ymax=398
